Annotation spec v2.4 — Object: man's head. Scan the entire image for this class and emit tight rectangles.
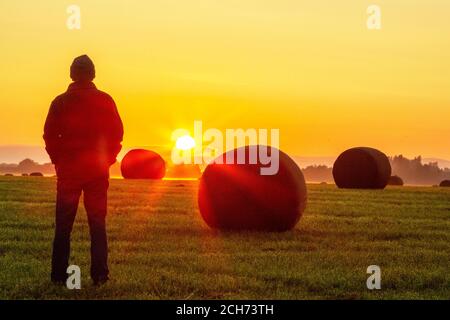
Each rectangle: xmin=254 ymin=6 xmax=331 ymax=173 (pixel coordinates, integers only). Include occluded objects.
xmin=70 ymin=55 xmax=95 ymax=82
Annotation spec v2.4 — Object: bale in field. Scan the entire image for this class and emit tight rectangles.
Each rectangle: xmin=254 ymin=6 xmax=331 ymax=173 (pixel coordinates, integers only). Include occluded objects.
xmin=198 ymin=145 xmax=307 ymax=232
xmin=332 ymin=147 xmax=391 ymax=189
xmin=29 ymin=172 xmax=44 ymax=177
xmin=121 ymin=149 xmax=165 ymax=179
xmin=165 ymin=164 xmax=201 ymax=179
xmin=440 ymin=180 xmax=450 ymax=187
xmin=388 ymin=175 xmax=404 ymax=186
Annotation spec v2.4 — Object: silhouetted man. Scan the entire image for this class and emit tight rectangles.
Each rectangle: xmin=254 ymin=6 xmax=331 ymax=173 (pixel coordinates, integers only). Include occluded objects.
xmin=44 ymin=55 xmax=123 ymax=285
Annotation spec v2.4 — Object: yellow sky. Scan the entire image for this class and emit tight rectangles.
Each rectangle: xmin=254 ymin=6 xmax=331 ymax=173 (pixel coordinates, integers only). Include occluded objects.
xmin=0 ymin=0 xmax=449 ymax=159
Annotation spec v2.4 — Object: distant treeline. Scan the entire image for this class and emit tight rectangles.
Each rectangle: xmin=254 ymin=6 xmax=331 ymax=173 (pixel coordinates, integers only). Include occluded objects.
xmin=1 ymin=155 xmax=449 ymax=185
xmin=303 ymin=155 xmax=450 ymax=185
xmin=0 ymin=158 xmax=124 ymax=177
xmin=390 ymin=155 xmax=450 ymax=185
xmin=0 ymin=159 xmax=55 ymax=175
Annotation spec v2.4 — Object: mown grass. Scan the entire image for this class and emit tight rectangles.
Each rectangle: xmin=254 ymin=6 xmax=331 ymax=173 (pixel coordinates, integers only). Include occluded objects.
xmin=0 ymin=176 xmax=449 ymax=299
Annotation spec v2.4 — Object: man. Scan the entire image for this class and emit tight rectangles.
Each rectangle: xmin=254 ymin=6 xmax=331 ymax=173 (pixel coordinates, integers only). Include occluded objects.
xmin=44 ymin=55 xmax=123 ymax=285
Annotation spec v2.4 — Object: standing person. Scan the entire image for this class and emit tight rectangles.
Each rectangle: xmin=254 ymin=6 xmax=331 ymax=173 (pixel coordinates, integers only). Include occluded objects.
xmin=44 ymin=55 xmax=123 ymax=285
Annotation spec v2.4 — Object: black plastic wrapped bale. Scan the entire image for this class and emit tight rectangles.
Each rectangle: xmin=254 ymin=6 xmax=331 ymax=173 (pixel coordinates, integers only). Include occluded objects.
xmin=198 ymin=145 xmax=307 ymax=231
xmin=388 ymin=175 xmax=404 ymax=186
xmin=121 ymin=149 xmax=165 ymax=179
xmin=29 ymin=172 xmax=44 ymax=177
xmin=332 ymin=147 xmax=391 ymax=189
xmin=440 ymin=180 xmax=450 ymax=187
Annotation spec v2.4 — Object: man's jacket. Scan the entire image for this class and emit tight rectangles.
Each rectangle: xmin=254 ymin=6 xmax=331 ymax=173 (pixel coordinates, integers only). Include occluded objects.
xmin=44 ymin=81 xmax=123 ymax=178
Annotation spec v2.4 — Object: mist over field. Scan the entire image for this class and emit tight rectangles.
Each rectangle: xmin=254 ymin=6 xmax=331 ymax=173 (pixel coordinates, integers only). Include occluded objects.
xmin=1 ymin=145 xmax=449 ymax=185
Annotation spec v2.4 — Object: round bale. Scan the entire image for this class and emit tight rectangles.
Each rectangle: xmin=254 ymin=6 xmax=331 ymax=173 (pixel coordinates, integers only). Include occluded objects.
xmin=198 ymin=145 xmax=307 ymax=231
xmin=121 ymin=149 xmax=166 ymax=179
xmin=29 ymin=172 xmax=44 ymax=177
xmin=388 ymin=175 xmax=404 ymax=186
xmin=332 ymin=147 xmax=391 ymax=189
xmin=440 ymin=180 xmax=450 ymax=187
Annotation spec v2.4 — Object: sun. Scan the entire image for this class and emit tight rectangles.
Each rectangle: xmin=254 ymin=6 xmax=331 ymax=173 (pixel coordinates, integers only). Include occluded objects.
xmin=175 ymin=135 xmax=196 ymax=151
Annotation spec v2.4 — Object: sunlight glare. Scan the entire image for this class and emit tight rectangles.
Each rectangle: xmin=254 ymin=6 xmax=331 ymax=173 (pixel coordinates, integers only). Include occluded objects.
xmin=176 ymin=135 xmax=196 ymax=151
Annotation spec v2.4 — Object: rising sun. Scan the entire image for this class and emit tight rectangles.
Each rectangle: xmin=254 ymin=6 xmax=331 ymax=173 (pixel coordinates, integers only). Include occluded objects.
xmin=175 ymin=135 xmax=196 ymax=150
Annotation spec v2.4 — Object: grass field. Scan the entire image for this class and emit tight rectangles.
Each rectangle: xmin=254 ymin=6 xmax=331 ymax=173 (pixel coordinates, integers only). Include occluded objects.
xmin=0 ymin=176 xmax=449 ymax=300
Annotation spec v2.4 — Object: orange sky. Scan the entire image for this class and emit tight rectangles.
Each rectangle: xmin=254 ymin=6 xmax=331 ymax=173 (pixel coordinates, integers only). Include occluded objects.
xmin=0 ymin=0 xmax=449 ymax=160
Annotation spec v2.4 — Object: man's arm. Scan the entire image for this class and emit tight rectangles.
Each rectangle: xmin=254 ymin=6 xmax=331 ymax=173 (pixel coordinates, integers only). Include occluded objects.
xmin=106 ymin=98 xmax=124 ymax=164
xmin=43 ymin=99 xmax=62 ymax=164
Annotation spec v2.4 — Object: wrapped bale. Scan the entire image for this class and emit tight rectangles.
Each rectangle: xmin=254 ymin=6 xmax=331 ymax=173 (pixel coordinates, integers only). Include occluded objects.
xmin=332 ymin=147 xmax=391 ymax=189
xmin=198 ymin=145 xmax=307 ymax=232
xmin=30 ymin=172 xmax=44 ymax=177
xmin=440 ymin=180 xmax=450 ymax=187
xmin=388 ymin=175 xmax=404 ymax=186
xmin=121 ymin=149 xmax=165 ymax=179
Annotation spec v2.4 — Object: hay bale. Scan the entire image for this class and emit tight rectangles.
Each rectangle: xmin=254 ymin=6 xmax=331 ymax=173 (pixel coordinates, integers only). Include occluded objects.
xmin=332 ymin=147 xmax=391 ymax=189
xmin=166 ymin=164 xmax=201 ymax=179
xmin=388 ymin=175 xmax=404 ymax=186
xmin=121 ymin=149 xmax=165 ymax=179
xmin=439 ymin=180 xmax=450 ymax=187
xmin=29 ymin=172 xmax=44 ymax=177
xmin=198 ymin=145 xmax=307 ymax=231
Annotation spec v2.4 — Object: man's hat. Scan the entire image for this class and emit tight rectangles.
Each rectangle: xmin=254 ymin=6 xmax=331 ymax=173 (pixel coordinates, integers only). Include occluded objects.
xmin=70 ymin=55 xmax=95 ymax=82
